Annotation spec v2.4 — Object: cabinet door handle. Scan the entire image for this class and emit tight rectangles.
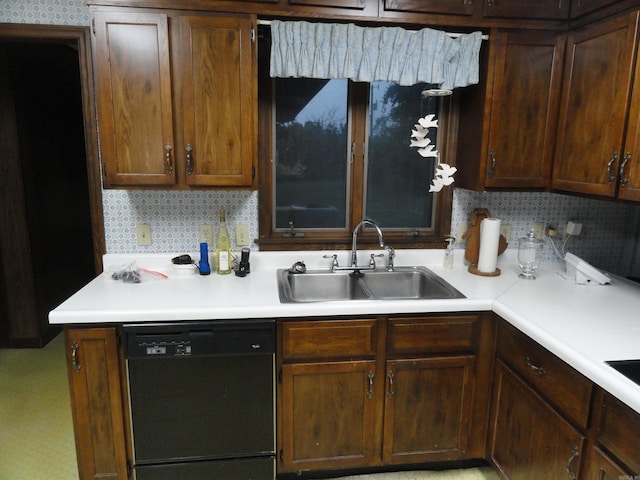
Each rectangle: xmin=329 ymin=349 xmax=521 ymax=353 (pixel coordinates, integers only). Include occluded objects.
xmin=71 ymin=341 xmax=81 ymax=373
xmin=185 ymin=144 xmax=194 ymax=175
xmin=524 ymin=356 xmax=546 ymax=375
xmin=367 ymin=371 xmax=374 ymax=400
xmin=488 ymin=149 xmax=496 ymax=177
xmin=619 ymin=153 xmax=631 ymax=187
xmin=164 ymin=144 xmax=173 ymax=174
xmin=566 ymin=446 xmax=579 ymax=480
xmin=386 ymin=370 xmax=395 ymax=398
xmin=607 ymin=152 xmax=618 ymax=184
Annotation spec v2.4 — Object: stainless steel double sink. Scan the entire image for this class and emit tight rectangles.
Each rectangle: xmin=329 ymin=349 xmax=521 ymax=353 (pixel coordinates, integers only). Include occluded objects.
xmin=277 ymin=266 xmax=465 ymax=303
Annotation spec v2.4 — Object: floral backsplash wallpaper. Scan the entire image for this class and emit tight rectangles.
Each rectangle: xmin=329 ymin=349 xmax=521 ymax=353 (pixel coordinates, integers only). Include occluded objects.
xmin=3 ymin=0 xmax=640 ymax=277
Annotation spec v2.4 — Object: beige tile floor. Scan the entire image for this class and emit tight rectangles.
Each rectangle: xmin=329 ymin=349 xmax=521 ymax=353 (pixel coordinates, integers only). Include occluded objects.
xmin=0 ymin=333 xmax=79 ymax=480
xmin=0 ymin=334 xmax=499 ymax=480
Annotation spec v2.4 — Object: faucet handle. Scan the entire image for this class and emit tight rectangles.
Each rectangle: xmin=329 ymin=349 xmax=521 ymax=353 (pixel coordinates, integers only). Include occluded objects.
xmin=369 ymin=253 xmax=384 ymax=269
xmin=323 ymin=254 xmax=339 ymax=272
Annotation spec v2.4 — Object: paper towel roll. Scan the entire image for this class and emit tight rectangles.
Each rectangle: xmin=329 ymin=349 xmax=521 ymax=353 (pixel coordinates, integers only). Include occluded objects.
xmin=477 ymin=218 xmax=501 ymax=273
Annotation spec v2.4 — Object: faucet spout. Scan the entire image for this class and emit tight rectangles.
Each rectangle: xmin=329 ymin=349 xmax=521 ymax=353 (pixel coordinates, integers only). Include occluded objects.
xmin=351 ymin=219 xmax=384 ymax=267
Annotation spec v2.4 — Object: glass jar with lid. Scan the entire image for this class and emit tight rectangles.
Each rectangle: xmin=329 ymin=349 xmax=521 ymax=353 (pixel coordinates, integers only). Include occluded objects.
xmin=517 ymin=229 xmax=543 ymax=279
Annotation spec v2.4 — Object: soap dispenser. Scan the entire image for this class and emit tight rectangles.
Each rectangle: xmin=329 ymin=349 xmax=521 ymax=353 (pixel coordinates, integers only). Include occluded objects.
xmin=443 ymin=237 xmax=455 ymax=269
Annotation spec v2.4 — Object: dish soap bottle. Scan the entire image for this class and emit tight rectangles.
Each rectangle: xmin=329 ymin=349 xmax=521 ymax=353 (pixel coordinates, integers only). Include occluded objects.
xmin=215 ymin=210 xmax=232 ymax=275
xmin=443 ymin=236 xmax=455 ymax=269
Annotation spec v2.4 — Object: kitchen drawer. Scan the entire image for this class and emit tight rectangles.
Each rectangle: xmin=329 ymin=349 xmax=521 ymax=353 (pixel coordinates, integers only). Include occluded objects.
xmin=497 ymin=321 xmax=593 ymax=429
xmin=595 ymin=390 xmax=640 ymax=473
xmin=282 ymin=318 xmax=377 ymax=360
xmin=387 ymin=315 xmax=478 ymax=356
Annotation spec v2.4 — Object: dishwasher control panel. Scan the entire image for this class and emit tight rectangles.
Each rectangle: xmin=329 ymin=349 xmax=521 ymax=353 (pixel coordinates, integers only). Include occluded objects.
xmin=123 ymin=320 xmax=275 ymax=358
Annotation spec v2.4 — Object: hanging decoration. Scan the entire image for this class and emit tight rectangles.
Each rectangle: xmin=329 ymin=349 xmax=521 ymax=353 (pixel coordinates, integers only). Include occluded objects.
xmin=410 ymin=114 xmax=457 ymax=192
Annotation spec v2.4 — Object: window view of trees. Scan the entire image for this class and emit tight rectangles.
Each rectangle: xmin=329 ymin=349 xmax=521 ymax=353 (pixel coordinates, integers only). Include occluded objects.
xmin=275 ymin=79 xmax=348 ymax=229
xmin=273 ymin=77 xmax=440 ymax=234
xmin=367 ymin=82 xmax=438 ymax=229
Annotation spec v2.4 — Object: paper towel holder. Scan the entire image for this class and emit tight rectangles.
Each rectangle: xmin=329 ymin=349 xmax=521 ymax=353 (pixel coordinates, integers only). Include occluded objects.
xmin=462 ymin=208 xmax=508 ymax=277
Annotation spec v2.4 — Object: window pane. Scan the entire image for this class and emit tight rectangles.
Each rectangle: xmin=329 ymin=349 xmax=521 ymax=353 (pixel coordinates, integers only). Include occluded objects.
xmin=365 ymin=82 xmax=438 ymax=230
xmin=274 ymin=78 xmax=349 ymax=230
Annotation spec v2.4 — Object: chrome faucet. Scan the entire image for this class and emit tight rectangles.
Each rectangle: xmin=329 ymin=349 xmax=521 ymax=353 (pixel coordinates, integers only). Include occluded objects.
xmin=350 ymin=219 xmax=384 ymax=268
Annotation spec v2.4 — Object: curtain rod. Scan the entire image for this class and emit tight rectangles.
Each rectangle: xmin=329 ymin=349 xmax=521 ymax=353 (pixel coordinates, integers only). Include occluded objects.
xmin=256 ymin=19 xmax=489 ymax=40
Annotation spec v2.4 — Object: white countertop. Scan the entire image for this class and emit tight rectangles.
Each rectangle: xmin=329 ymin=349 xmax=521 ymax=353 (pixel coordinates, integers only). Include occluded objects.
xmin=49 ymin=248 xmax=640 ymax=414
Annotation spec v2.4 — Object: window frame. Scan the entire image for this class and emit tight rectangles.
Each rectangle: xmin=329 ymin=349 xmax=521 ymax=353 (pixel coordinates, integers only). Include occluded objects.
xmin=257 ymin=32 xmax=453 ymax=251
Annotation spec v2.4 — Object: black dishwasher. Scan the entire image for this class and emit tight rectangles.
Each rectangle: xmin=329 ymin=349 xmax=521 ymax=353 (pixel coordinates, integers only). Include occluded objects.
xmin=123 ymin=320 xmax=275 ymax=480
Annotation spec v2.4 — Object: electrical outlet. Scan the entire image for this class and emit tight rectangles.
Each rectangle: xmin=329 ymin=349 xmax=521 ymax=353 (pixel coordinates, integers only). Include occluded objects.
xmin=236 ymin=224 xmax=250 ymax=246
xmin=532 ymin=221 xmax=545 ymax=240
xmin=564 ymin=221 xmax=583 ymax=241
xmin=136 ymin=223 xmax=152 ymax=246
xmin=500 ymin=223 xmax=512 ymax=243
xmin=199 ymin=224 xmax=214 ymax=245
xmin=456 ymin=223 xmax=468 ymax=244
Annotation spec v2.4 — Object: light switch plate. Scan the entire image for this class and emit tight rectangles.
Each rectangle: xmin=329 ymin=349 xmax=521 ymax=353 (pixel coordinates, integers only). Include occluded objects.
xmin=136 ymin=224 xmax=152 ymax=246
xmin=235 ymin=224 xmax=249 ymax=246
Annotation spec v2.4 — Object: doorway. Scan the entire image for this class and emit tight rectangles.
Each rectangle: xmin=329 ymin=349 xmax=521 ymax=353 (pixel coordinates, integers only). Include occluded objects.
xmin=0 ymin=24 xmax=104 ymax=347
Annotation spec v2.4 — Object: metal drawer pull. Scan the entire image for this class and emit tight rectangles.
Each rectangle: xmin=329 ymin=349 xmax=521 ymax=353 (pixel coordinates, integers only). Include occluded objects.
xmin=164 ymin=144 xmax=173 ymax=174
xmin=488 ymin=150 xmax=496 ymax=177
xmin=607 ymin=152 xmax=618 ymax=184
xmin=185 ymin=144 xmax=194 ymax=175
xmin=566 ymin=446 xmax=579 ymax=480
xmin=524 ymin=356 xmax=546 ymax=375
xmin=367 ymin=371 xmax=374 ymax=400
xmin=71 ymin=341 xmax=81 ymax=373
xmin=386 ymin=371 xmax=395 ymax=398
xmin=620 ymin=153 xmax=631 ymax=187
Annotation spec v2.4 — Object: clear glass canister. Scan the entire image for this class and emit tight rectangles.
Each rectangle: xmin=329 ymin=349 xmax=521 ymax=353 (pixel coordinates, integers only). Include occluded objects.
xmin=517 ymin=229 xmax=543 ymax=280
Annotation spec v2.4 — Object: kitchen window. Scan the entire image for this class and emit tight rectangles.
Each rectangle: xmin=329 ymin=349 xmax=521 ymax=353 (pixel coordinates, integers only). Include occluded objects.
xmin=257 ymin=32 xmax=453 ymax=250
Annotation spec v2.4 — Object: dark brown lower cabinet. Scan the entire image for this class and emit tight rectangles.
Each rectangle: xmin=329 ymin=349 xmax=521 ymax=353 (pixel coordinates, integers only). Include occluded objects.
xmin=280 ymin=360 xmax=379 ymax=471
xmin=489 ymin=361 xmax=585 ymax=480
xmin=382 ymin=356 xmax=475 ymax=464
xmin=583 ymin=447 xmax=634 ymax=480
xmin=65 ymin=327 xmax=129 ymax=480
xmin=278 ymin=314 xmax=490 ymax=475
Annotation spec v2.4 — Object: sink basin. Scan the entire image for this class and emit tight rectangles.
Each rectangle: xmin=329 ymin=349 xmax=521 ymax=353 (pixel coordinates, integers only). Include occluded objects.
xmin=277 ymin=266 xmax=465 ymax=303
xmin=360 ymin=268 xmax=465 ymax=300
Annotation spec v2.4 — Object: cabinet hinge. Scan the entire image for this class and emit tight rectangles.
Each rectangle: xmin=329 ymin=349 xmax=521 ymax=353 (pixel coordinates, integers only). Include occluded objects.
xmin=91 ymin=18 xmax=96 ymax=36
xmin=252 ymin=164 xmax=256 ymax=179
xmin=251 ymin=26 xmax=255 ymax=43
xmin=279 ymin=449 xmax=284 ymax=463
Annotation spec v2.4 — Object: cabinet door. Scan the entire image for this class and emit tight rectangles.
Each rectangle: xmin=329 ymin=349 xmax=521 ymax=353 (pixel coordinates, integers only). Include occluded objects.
xmin=382 ymin=0 xmax=474 ymax=16
xmin=583 ymin=447 xmax=634 ymax=480
xmin=483 ymin=0 xmax=569 ymax=19
xmin=490 ymin=362 xmax=585 ymax=480
xmin=65 ymin=328 xmax=128 ymax=480
xmin=485 ymin=30 xmax=564 ymax=189
xmin=619 ymin=48 xmax=640 ymax=202
xmin=382 ymin=356 xmax=475 ymax=464
xmin=93 ymin=11 xmax=176 ymax=187
xmin=552 ymin=12 xmax=639 ymax=197
xmin=280 ymin=360 xmax=379 ymax=472
xmin=180 ymin=15 xmax=256 ymax=187
xmin=570 ymin=0 xmax=619 ymax=19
